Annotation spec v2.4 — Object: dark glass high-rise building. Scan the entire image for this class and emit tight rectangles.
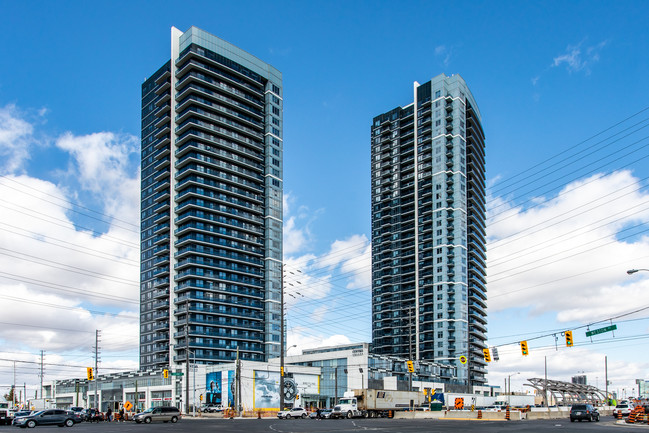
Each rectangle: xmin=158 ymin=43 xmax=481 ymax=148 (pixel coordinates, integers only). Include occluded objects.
xmin=139 ymin=27 xmax=283 ymax=370
xmin=371 ymin=74 xmax=487 ymax=386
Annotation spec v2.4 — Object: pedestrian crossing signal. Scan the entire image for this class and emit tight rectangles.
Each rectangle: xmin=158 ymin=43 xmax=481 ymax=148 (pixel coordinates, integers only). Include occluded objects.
xmin=565 ymin=331 xmax=573 ymax=347
xmin=521 ymin=341 xmax=529 ymax=356
xmin=483 ymin=348 xmax=491 ymax=362
xmin=87 ymin=367 xmax=94 ymax=381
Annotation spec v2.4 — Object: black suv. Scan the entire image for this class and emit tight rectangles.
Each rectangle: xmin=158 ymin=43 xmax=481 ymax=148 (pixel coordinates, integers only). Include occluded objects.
xmin=570 ymin=404 xmax=600 ymax=422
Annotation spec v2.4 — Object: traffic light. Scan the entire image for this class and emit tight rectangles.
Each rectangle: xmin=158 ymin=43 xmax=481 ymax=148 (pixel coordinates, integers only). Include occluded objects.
xmin=406 ymin=360 xmax=414 ymax=373
xmin=86 ymin=367 xmax=94 ymax=381
xmin=280 ymin=366 xmax=284 ymax=376
xmin=565 ymin=331 xmax=573 ymax=347
xmin=163 ymin=369 xmax=169 ymax=379
xmin=520 ymin=341 xmax=529 ymax=356
xmin=200 ymin=394 xmax=203 ymax=401
xmin=492 ymin=347 xmax=500 ymax=361
xmin=483 ymin=348 xmax=491 ymax=362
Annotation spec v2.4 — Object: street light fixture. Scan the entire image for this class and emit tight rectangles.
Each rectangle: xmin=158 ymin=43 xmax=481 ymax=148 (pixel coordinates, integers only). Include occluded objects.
xmin=627 ymin=269 xmax=649 ymax=275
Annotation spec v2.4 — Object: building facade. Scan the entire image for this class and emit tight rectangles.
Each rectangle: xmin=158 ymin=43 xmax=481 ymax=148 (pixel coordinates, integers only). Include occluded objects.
xmin=284 ymin=342 xmax=457 ymax=408
xmin=371 ymin=74 xmax=487 ymax=386
xmin=140 ymin=26 xmax=283 ymax=371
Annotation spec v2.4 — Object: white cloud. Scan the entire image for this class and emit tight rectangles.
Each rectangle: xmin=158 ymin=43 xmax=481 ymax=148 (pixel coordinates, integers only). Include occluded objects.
xmin=0 ymin=104 xmax=36 ymax=173
xmin=0 ymin=106 xmax=140 ymax=389
xmin=282 ymin=193 xmax=317 ymax=255
xmin=55 ymin=131 xmax=140 ymax=221
xmin=281 ymin=195 xmax=372 ymax=346
xmin=552 ymin=40 xmax=607 ymax=75
xmin=287 ymin=327 xmax=352 ymax=355
xmin=487 ymin=171 xmax=649 ymax=319
xmin=434 ymin=45 xmax=452 ymax=67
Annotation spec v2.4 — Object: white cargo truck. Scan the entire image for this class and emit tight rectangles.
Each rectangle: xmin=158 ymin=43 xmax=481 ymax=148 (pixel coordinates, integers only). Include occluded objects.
xmin=331 ymin=389 xmax=427 ymax=419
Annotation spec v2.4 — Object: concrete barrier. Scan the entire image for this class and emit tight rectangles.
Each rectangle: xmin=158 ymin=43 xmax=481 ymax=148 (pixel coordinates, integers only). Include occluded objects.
xmin=442 ymin=410 xmax=522 ymax=420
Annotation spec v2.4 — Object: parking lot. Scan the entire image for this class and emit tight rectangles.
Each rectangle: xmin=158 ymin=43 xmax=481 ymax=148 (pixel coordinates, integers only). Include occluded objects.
xmin=0 ymin=416 xmax=646 ymax=433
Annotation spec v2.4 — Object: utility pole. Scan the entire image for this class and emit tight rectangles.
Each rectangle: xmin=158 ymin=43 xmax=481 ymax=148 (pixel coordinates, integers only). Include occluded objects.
xmin=185 ymin=325 xmax=190 ymax=416
xmin=13 ymin=361 xmax=16 ymax=408
xmin=334 ymin=368 xmax=338 ymax=406
xmin=279 ymin=264 xmax=285 ymax=412
xmin=235 ymin=348 xmax=241 ymax=417
xmin=545 ymin=356 xmax=550 ymax=412
xmin=94 ymin=330 xmax=101 ymax=409
xmin=408 ymin=308 xmax=413 ymax=392
xmin=605 ymin=356 xmax=608 ymax=405
xmin=39 ymin=350 xmax=44 ymax=399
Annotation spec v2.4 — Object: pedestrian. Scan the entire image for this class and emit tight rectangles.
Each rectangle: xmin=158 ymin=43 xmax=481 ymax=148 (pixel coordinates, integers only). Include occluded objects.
xmin=119 ymin=407 xmax=125 ymax=422
xmin=316 ymin=408 xmax=322 ymax=420
xmin=106 ymin=407 xmax=112 ymax=422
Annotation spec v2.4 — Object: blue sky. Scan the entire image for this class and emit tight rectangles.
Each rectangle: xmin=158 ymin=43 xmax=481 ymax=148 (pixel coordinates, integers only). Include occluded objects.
xmin=1 ymin=0 xmax=649 ymax=399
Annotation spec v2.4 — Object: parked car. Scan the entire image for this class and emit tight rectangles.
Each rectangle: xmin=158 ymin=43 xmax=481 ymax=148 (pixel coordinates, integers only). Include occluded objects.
xmin=614 ymin=403 xmax=634 ymax=417
xmin=570 ymin=404 xmax=600 ymax=422
xmin=81 ymin=409 xmax=104 ymax=422
xmin=132 ymin=407 xmax=180 ymax=424
xmin=13 ymin=409 xmax=78 ymax=428
xmin=309 ymin=409 xmax=332 ymax=419
xmin=200 ymin=404 xmax=223 ymax=413
xmin=69 ymin=408 xmax=84 ymax=418
xmin=65 ymin=411 xmax=84 ymax=424
xmin=277 ymin=407 xmax=308 ymax=419
xmin=11 ymin=412 xmax=33 ymax=426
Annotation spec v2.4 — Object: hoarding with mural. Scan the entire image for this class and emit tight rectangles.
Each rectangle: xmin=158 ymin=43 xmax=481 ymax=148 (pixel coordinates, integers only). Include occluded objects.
xmin=205 ymin=372 xmax=222 ymax=405
xmin=253 ymin=370 xmax=319 ymax=409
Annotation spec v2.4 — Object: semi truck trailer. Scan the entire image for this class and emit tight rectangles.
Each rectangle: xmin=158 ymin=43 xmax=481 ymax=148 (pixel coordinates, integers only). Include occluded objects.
xmin=331 ymin=389 xmax=428 ymax=419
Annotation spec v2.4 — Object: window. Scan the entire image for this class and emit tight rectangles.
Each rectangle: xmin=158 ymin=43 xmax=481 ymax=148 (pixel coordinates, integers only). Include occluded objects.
xmin=272 ymin=95 xmax=280 ymax=104
xmin=272 ymin=106 xmax=280 ymax=116
xmin=272 ymin=117 xmax=280 ymax=126
xmin=272 ymin=84 xmax=280 ymax=94
xmin=435 ymin=90 xmax=441 ymax=98
xmin=272 ymin=148 xmax=280 ymax=156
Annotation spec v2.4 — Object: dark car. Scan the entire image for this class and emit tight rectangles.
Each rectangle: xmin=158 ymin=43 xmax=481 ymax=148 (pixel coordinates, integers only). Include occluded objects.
xmin=11 ymin=411 xmax=33 ymax=425
xmin=81 ymin=409 xmax=103 ymax=422
xmin=65 ymin=412 xmax=83 ymax=424
xmin=13 ymin=409 xmax=78 ymax=428
xmin=570 ymin=404 xmax=600 ymax=422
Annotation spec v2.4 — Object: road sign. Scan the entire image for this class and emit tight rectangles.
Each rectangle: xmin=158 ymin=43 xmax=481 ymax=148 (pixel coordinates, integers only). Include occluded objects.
xmin=124 ymin=401 xmax=133 ymax=411
xmin=586 ymin=324 xmax=617 ymax=337
xmin=170 ymin=372 xmax=184 ymax=376
xmin=459 ymin=355 xmax=467 ymax=364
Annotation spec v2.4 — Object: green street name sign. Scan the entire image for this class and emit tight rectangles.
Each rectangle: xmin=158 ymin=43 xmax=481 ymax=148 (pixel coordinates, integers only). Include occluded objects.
xmin=170 ymin=372 xmax=184 ymax=376
xmin=586 ymin=324 xmax=617 ymax=337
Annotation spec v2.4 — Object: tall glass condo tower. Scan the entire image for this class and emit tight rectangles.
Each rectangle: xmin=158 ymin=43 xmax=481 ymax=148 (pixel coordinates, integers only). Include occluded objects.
xmin=371 ymin=74 xmax=487 ymax=386
xmin=139 ymin=27 xmax=283 ymax=370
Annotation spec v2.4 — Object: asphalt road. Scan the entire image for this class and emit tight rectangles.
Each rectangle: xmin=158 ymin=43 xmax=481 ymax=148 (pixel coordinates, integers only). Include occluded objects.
xmin=1 ymin=417 xmax=646 ymax=433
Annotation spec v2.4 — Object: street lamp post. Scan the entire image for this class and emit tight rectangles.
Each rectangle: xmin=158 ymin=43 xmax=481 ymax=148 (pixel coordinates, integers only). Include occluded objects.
xmin=507 ymin=372 xmax=520 ymax=406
